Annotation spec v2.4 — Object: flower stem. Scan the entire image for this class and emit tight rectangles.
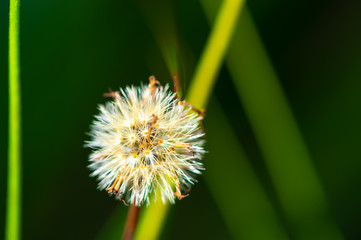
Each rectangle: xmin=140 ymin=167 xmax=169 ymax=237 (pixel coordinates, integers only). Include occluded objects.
xmin=122 ymin=204 xmax=141 ymax=240
xmin=6 ymin=0 xmax=22 ymax=240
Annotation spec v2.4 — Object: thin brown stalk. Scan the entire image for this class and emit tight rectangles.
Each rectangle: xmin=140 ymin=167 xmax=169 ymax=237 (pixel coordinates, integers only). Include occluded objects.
xmin=122 ymin=204 xmax=141 ymax=240
xmin=173 ymin=72 xmax=182 ymax=98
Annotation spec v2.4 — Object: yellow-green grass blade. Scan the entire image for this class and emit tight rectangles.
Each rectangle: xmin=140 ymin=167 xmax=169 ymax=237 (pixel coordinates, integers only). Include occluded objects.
xmin=6 ymin=0 xmax=22 ymax=240
xmin=134 ymin=192 xmax=170 ymax=240
xmin=201 ymin=1 xmax=343 ymax=238
xmin=135 ymin=0 xmax=245 ymax=239
xmin=204 ymin=97 xmax=288 ymax=240
xmin=187 ymin=0 xmax=245 ymax=110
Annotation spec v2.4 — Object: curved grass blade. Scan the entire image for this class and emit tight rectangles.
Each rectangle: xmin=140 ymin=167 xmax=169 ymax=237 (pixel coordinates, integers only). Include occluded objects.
xmin=134 ymin=192 xmax=170 ymax=240
xmin=6 ymin=0 xmax=22 ymax=240
xmin=187 ymin=0 xmax=245 ymax=110
xmin=135 ymin=0 xmax=245 ymax=239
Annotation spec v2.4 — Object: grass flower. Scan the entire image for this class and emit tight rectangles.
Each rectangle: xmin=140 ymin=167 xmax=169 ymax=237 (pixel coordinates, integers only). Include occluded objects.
xmin=86 ymin=76 xmax=205 ymax=206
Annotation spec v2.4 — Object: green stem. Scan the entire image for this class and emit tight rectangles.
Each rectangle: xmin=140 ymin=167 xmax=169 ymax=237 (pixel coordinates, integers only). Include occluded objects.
xmin=135 ymin=0 xmax=244 ymax=239
xmin=6 ymin=0 xmax=22 ymax=240
xmin=134 ymin=192 xmax=170 ymax=240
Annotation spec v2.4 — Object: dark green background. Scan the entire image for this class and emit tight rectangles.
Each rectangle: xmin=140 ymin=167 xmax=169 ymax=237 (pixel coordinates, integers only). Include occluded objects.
xmin=1 ymin=0 xmax=361 ymax=239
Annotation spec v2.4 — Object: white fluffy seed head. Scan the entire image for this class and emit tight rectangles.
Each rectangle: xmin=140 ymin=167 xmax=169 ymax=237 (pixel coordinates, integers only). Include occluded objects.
xmin=86 ymin=80 xmax=205 ymax=206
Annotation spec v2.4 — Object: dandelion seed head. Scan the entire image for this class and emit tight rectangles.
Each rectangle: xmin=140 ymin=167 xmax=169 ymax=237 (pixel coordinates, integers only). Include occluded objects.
xmin=86 ymin=77 xmax=205 ymax=206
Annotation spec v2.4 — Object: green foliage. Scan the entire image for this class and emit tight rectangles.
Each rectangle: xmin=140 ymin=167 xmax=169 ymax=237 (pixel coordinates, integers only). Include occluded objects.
xmin=3 ymin=0 xmax=360 ymax=239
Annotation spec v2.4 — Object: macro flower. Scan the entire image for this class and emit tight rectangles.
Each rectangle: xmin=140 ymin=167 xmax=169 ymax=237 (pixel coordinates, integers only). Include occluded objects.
xmin=86 ymin=76 xmax=205 ymax=206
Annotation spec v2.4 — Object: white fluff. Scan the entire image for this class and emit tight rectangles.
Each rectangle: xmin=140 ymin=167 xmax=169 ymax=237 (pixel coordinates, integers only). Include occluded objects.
xmin=86 ymin=81 xmax=205 ymax=206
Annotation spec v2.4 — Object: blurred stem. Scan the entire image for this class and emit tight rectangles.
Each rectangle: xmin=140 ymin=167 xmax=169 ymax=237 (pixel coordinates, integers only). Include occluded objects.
xmin=135 ymin=0 xmax=244 ymax=239
xmin=188 ymin=0 xmax=245 ymax=109
xmin=205 ymin=98 xmax=288 ymax=240
xmin=201 ymin=2 xmax=343 ymax=239
xmin=136 ymin=0 xmax=181 ymax=95
xmin=96 ymin=205 xmax=127 ymax=240
xmin=122 ymin=204 xmax=141 ymax=240
xmin=6 ymin=0 xmax=21 ymax=240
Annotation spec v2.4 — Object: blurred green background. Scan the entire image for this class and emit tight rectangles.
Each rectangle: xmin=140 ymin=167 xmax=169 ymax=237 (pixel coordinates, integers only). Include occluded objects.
xmin=1 ymin=0 xmax=361 ymax=239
